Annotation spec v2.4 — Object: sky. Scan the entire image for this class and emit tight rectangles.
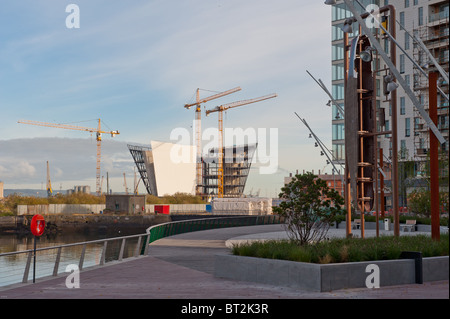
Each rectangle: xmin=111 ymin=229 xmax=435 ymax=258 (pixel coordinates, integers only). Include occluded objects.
xmin=0 ymin=0 xmax=334 ymax=197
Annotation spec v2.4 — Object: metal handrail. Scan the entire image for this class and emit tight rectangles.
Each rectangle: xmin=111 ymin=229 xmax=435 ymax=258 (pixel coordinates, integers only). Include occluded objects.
xmin=146 ymin=215 xmax=284 ymax=244
xmin=0 ymin=233 xmax=150 ymax=287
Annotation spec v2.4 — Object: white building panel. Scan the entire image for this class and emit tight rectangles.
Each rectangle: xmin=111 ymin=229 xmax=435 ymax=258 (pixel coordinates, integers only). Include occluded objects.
xmin=150 ymin=141 xmax=196 ymax=196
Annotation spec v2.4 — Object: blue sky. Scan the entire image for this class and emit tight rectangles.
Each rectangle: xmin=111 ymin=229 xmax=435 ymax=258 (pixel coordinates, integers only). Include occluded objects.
xmin=0 ymin=0 xmax=333 ymax=196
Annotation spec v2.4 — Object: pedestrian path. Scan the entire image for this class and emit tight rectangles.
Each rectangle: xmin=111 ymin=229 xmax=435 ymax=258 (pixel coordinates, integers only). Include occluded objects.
xmin=0 ymin=224 xmax=448 ymax=299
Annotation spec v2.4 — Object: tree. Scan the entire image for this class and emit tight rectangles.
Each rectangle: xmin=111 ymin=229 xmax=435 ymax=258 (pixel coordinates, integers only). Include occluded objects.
xmin=408 ymin=189 xmax=449 ymax=217
xmin=273 ymin=172 xmax=345 ymax=246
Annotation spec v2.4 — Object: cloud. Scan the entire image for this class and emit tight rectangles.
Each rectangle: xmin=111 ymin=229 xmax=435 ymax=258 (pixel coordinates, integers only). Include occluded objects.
xmin=0 ymin=137 xmax=135 ymax=190
xmin=0 ymin=160 xmax=36 ymax=181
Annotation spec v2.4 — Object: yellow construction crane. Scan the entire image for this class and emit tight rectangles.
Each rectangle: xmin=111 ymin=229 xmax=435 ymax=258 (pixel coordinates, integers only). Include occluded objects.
xmin=18 ymin=119 xmax=119 ymax=195
xmin=205 ymin=93 xmax=277 ymax=198
xmin=123 ymin=172 xmax=128 ymax=195
xmin=46 ymin=161 xmax=52 ymax=198
xmin=184 ymin=87 xmax=241 ymax=196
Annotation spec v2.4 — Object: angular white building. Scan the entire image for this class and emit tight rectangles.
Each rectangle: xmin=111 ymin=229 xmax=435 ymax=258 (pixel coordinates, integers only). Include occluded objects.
xmin=128 ymin=141 xmax=196 ymax=196
xmin=128 ymin=141 xmax=256 ymax=198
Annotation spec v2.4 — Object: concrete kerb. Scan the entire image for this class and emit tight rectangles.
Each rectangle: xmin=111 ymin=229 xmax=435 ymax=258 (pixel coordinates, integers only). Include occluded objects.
xmin=216 ymin=226 xmax=449 ymax=292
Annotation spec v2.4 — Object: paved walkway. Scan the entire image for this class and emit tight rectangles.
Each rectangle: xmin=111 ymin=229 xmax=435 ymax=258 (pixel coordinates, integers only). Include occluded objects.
xmin=0 ymin=224 xmax=448 ymax=300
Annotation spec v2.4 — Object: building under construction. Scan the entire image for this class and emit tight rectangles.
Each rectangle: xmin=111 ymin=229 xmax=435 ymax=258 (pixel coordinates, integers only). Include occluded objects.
xmin=201 ymin=144 xmax=257 ymax=198
xmin=128 ymin=142 xmax=256 ymax=199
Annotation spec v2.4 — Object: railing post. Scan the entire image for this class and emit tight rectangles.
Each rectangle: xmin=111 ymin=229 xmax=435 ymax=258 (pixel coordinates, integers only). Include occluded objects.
xmin=134 ymin=236 xmax=142 ymax=257
xmin=100 ymin=241 xmax=108 ymax=265
xmin=53 ymin=247 xmax=62 ymax=276
xmin=22 ymin=251 xmax=33 ymax=283
xmin=118 ymin=238 xmax=126 ymax=261
xmin=143 ymin=234 xmax=151 ymax=256
xmin=79 ymin=244 xmax=86 ymax=270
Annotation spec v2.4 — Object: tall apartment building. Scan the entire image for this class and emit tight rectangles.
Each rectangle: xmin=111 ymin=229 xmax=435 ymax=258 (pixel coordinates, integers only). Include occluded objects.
xmin=330 ymin=0 xmax=449 ymax=208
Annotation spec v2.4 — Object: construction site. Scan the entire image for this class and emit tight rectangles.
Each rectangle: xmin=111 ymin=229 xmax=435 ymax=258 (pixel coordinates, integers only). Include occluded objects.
xmin=412 ymin=3 xmax=449 ymax=172
xmin=129 ymin=87 xmax=277 ymax=202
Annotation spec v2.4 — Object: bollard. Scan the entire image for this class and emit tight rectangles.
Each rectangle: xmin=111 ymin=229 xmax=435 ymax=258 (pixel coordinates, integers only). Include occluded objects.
xmin=400 ymin=251 xmax=423 ymax=284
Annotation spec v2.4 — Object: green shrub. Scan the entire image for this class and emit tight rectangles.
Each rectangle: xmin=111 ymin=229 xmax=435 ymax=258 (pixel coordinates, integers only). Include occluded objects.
xmin=232 ymin=233 xmax=449 ymax=264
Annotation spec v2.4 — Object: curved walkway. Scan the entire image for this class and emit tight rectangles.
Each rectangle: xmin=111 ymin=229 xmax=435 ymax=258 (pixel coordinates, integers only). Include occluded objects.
xmin=0 ymin=224 xmax=448 ymax=299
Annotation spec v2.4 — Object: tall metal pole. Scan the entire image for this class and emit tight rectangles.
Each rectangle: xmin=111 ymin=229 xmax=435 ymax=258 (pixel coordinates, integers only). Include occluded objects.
xmin=380 ymin=148 xmax=385 ymax=220
xmin=33 ymin=236 xmax=37 ymax=283
xmin=343 ymin=31 xmax=352 ymax=238
xmin=429 ymin=72 xmax=440 ymax=241
xmin=387 ymin=7 xmax=400 ymax=237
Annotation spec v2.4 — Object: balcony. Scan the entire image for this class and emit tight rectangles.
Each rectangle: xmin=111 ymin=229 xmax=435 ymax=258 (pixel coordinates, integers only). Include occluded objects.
xmin=416 ymin=148 xmax=428 ymax=156
xmin=429 ymin=11 xmax=449 ymax=24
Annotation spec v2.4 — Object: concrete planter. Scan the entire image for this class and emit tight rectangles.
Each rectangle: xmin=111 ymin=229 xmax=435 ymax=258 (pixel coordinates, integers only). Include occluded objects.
xmin=214 ymin=254 xmax=449 ymax=292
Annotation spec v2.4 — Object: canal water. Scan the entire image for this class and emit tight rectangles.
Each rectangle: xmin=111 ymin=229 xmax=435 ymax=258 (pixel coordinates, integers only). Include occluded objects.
xmin=0 ymin=228 xmax=148 ymax=288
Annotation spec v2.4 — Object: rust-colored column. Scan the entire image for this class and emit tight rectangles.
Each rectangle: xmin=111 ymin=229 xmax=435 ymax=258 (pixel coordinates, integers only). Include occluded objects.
xmin=344 ymin=32 xmax=352 ymax=238
xmin=429 ymin=72 xmax=440 ymax=241
xmin=380 ymin=148 xmax=385 ymax=220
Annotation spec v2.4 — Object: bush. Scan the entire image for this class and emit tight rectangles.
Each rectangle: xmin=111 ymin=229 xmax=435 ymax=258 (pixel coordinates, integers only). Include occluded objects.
xmin=232 ymin=233 xmax=449 ymax=264
xmin=146 ymin=192 xmax=205 ymax=204
xmin=273 ymin=172 xmax=345 ymax=245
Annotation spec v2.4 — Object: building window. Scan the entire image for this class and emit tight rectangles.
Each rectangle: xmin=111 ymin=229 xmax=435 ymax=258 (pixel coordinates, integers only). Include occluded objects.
xmin=332 ymin=144 xmax=345 ymax=161
xmin=332 ymin=43 xmax=344 ymax=61
xmin=405 ymin=0 xmax=409 ymax=8
xmin=400 ymin=140 xmax=407 ymax=159
xmin=418 ymin=7 xmax=423 ymax=26
xmin=332 ymin=83 xmax=344 ymax=100
xmin=332 ymin=3 xmax=353 ymax=22
xmin=405 ymin=33 xmax=410 ymax=50
xmin=405 ymin=118 xmax=410 ymax=137
xmin=405 ymin=74 xmax=410 ymax=87
xmin=400 ymin=97 xmax=406 ymax=115
xmin=332 ymin=24 xmax=344 ymax=41
xmin=400 ymin=12 xmax=405 ymax=30
xmin=332 ymin=64 xmax=344 ymax=81
xmin=386 ymin=120 xmax=390 ymax=137
xmin=332 ymin=123 xmax=345 ymax=140
xmin=400 ymin=54 xmax=405 ymax=73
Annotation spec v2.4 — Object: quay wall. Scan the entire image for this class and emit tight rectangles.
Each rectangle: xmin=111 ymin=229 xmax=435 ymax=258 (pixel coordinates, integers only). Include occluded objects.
xmin=0 ymin=214 xmax=171 ymax=235
xmin=16 ymin=204 xmax=209 ymax=215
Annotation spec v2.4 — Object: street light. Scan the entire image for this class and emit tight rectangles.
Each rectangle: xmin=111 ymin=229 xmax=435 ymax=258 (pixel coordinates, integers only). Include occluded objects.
xmin=324 ymin=0 xmax=336 ymax=5
xmin=359 ymin=46 xmax=375 ymax=63
xmin=342 ymin=18 xmax=356 ymax=33
xmin=384 ymin=74 xmax=399 ymax=93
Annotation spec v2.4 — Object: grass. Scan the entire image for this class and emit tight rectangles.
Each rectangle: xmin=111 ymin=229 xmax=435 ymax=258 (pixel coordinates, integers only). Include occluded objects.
xmin=231 ymin=233 xmax=449 ymax=264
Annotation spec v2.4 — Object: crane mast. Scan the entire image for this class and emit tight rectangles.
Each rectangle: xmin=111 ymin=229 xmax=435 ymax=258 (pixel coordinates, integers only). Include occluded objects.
xmin=46 ymin=161 xmax=52 ymax=198
xmin=18 ymin=119 xmax=119 ymax=195
xmin=184 ymin=87 xmax=241 ymax=197
xmin=205 ymin=93 xmax=277 ymax=198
